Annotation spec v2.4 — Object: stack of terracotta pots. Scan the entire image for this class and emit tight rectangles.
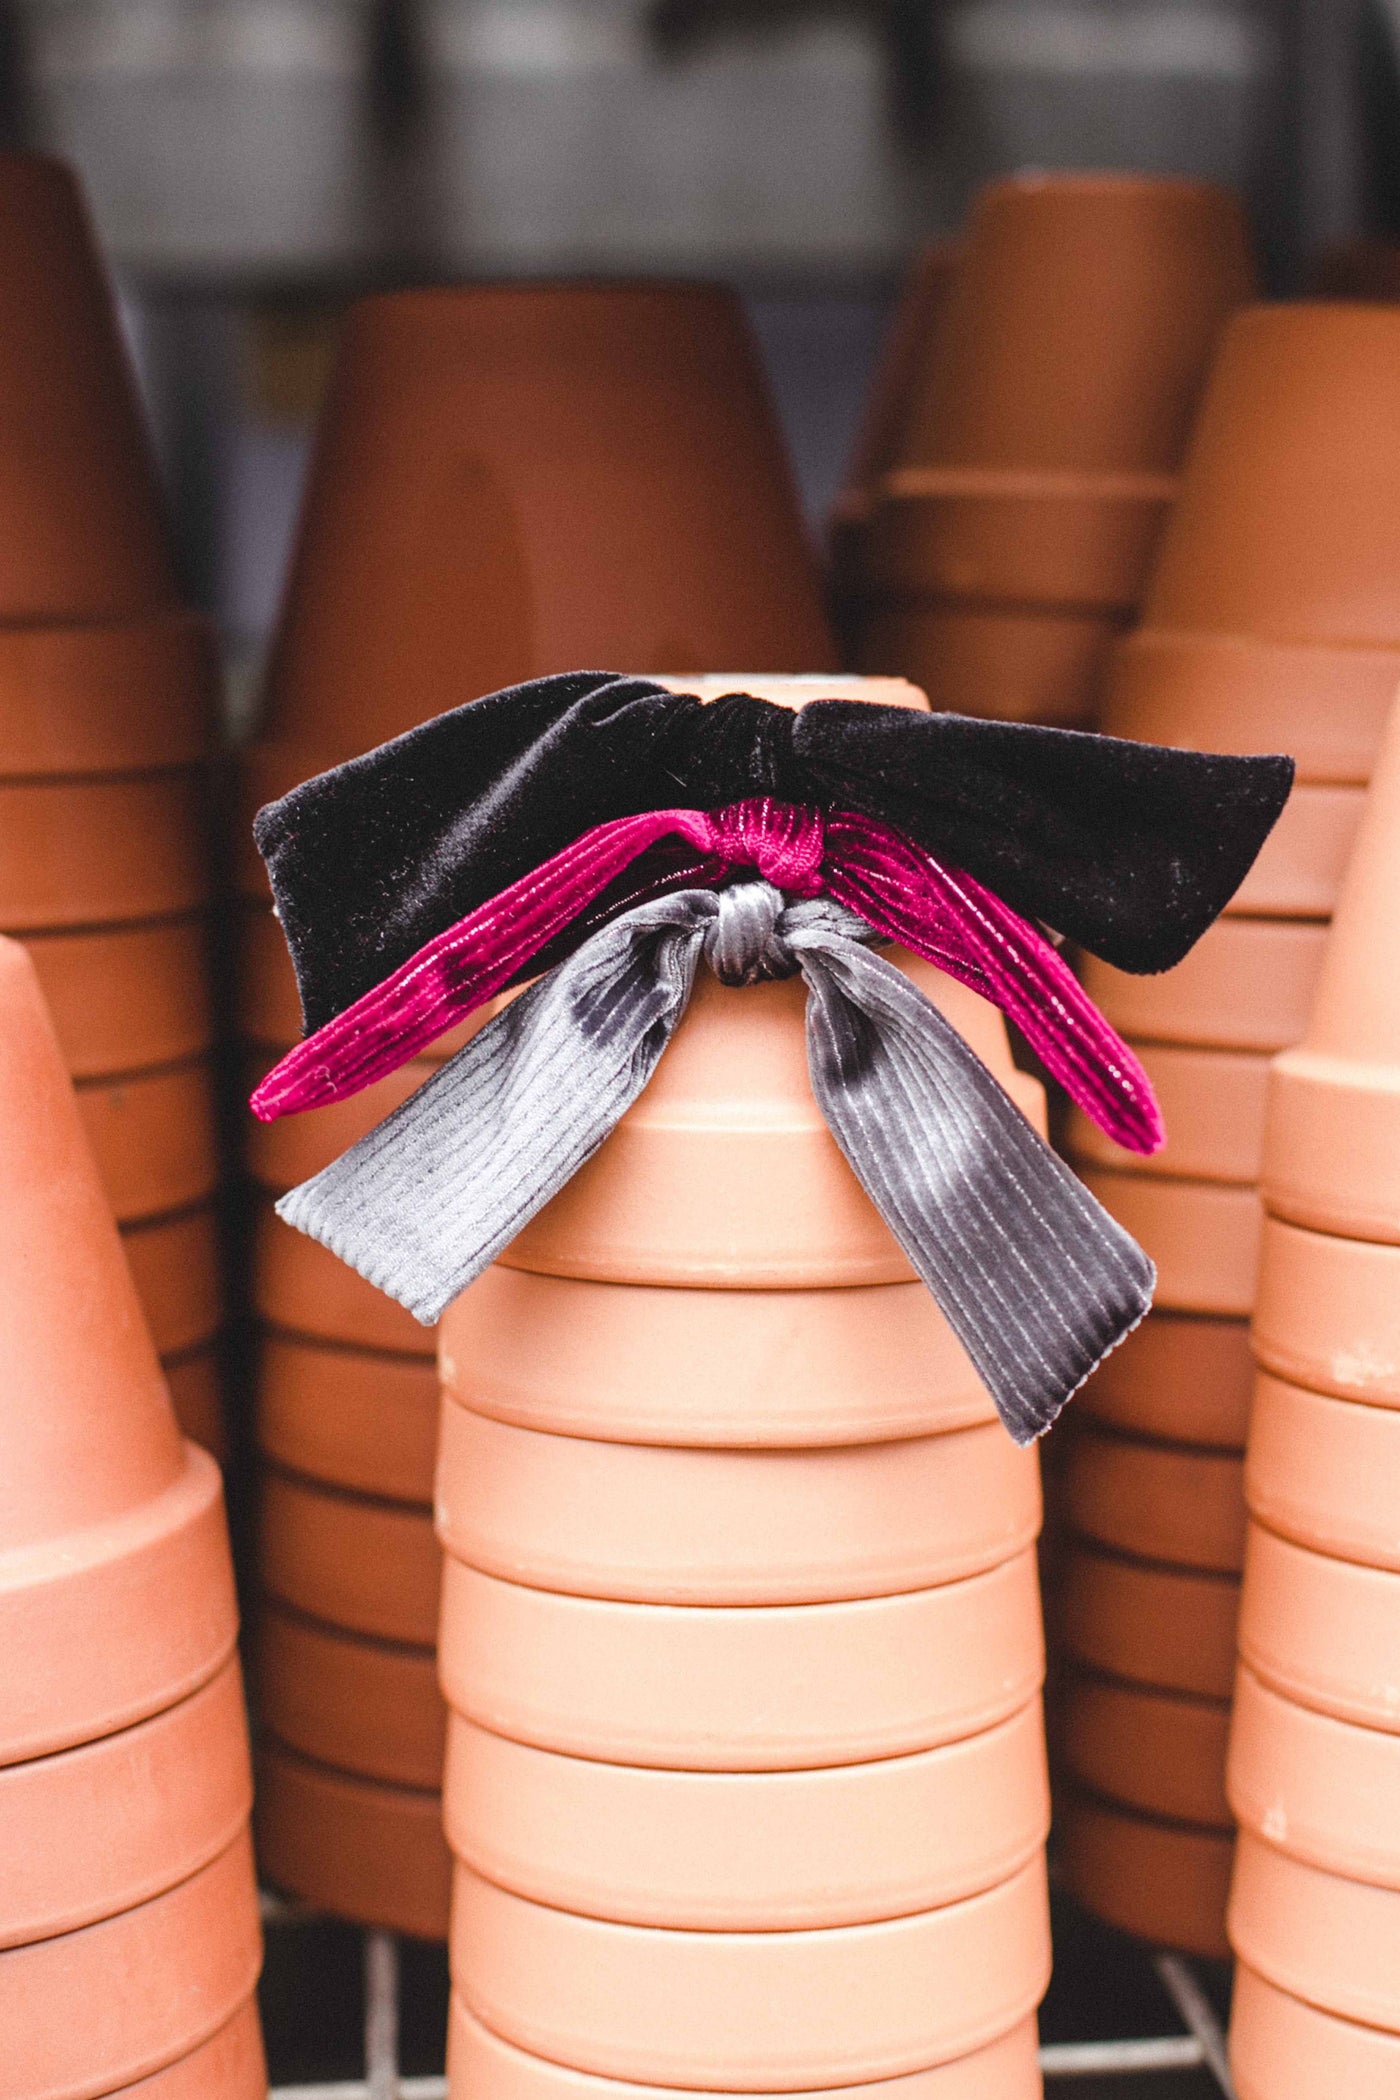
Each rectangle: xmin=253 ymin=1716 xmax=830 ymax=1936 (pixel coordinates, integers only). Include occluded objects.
xmin=436 ymin=674 xmax=1052 ymax=2100
xmin=1224 ymin=690 xmax=1400 ymax=2094
xmin=0 ymin=937 xmax=263 ymax=2098
xmin=1055 ymin=301 xmax=1400 ymax=1959
xmin=247 ymin=287 xmax=836 ymax=1937
xmin=0 ymin=153 xmax=227 ymax=1458
xmin=835 ymin=171 xmax=1255 ymax=727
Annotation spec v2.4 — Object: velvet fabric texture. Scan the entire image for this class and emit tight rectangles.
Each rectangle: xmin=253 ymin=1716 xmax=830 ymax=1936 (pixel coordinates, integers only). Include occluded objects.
xmin=255 ymin=672 xmax=1295 ymax=1035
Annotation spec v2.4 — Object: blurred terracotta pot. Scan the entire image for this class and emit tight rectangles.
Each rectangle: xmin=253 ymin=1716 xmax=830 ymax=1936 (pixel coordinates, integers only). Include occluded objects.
xmin=23 ymin=916 xmax=215 ymax=1079
xmin=1057 ymin=1671 xmax=1231 ymax=1828
xmin=77 ymin=1060 xmax=220 ymax=1226
xmin=1245 ymin=1374 xmax=1400 ymax=1569
xmin=437 ymin=1402 xmax=1039 ymax=1605
xmin=848 ymin=601 xmax=1120 ymax=730
xmin=258 ymin=1469 xmax=440 ymax=1646
xmin=253 ymin=1199 xmax=435 ymax=1358
xmin=1252 ymin=1218 xmax=1400 ymax=1406
xmin=1228 ymin=1664 xmax=1400 ymax=1887
xmin=255 ymin=1737 xmax=451 ymax=1940
xmin=255 ymin=1603 xmax=444 ymax=1790
xmin=259 ymin=284 xmax=834 ymax=758
xmin=1237 ymin=1521 xmax=1400 ymax=1732
xmin=1067 ymin=1043 xmax=1269 ymax=1184
xmin=0 ymin=1829 xmax=260 ymax=2100
xmin=449 ymin=1999 xmax=1043 ymax=2100
xmin=245 ymin=1042 xmax=443 ymax=1192
xmin=0 ymin=771 xmax=210 ymax=931
xmin=1063 ymin=1423 xmax=1244 ymax=1574
xmin=1073 ymin=1168 xmax=1260 ymax=1317
xmin=450 ymin=1857 xmax=1050 ymax=2091
xmin=1222 ymin=782 xmax=1362 ymax=918
xmin=440 ymin=1265 xmax=996 ymax=1449
xmin=256 ymin=1331 xmax=439 ymax=1503
xmin=122 ymin=1204 xmax=223 ymax=1360
xmin=0 ymin=154 xmax=178 ymax=623
xmin=163 ymin=1344 xmax=227 ymax=1464
xmin=439 ymin=1553 xmax=1043 ymax=1772
xmin=0 ymin=1656 xmax=250 ymax=1949
xmin=1056 ymin=1791 xmax=1231 ymax=1959
xmin=444 ymin=1703 xmax=1048 ymax=1930
xmin=1230 ymin=1965 xmax=1400 ymax=2100
xmin=504 ymin=954 xmax=1040 ymax=1289
xmin=0 ymin=610 xmax=216 ymax=775
xmin=109 ymin=2000 xmax=266 ymax=2100
xmin=1057 ymin=1542 xmax=1239 ymax=1699
xmin=1079 ymin=1312 xmax=1253 ymax=1448
xmin=1228 ymin=1833 xmax=1400 ymax=2032
xmin=1080 ymin=917 xmax=1325 ymax=1053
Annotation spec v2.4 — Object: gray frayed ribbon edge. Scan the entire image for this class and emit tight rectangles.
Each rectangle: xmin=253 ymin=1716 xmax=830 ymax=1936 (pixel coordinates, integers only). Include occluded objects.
xmin=276 ymin=884 xmax=1154 ymax=1443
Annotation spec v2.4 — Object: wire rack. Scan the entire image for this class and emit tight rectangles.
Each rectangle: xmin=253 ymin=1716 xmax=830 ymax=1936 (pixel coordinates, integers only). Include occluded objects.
xmin=260 ymin=1895 xmax=1235 ymax=2100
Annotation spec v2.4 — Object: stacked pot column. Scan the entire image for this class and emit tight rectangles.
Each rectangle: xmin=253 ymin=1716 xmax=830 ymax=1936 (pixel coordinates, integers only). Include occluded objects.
xmin=836 ymin=172 xmax=1255 ymax=727
xmin=1055 ymin=303 xmax=1400 ymax=1958
xmin=245 ymin=287 xmax=836 ymax=1937
xmin=436 ymin=674 xmax=1052 ymax=2100
xmin=0 ymin=153 xmax=227 ymax=1455
xmin=0 ymin=938 xmax=263 ymax=2100
xmin=1223 ymin=690 xmax=1400 ymax=2096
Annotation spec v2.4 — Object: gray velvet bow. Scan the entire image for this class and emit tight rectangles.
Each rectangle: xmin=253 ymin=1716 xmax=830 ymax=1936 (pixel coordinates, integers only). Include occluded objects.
xmin=276 ymin=881 xmax=1154 ymax=1442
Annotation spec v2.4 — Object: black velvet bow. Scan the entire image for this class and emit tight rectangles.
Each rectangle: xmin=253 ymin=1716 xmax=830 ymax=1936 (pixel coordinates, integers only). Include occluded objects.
xmin=255 ymin=671 xmax=1294 ymax=1034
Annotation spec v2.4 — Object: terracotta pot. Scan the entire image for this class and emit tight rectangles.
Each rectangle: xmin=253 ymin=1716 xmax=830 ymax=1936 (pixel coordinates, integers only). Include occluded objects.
xmin=444 ymin=1704 xmax=1048 ymax=1931
xmin=1079 ymin=1312 xmax=1253 ymax=1448
xmin=1057 ymin=1671 xmax=1231 ymax=1828
xmin=1067 ymin=1042 xmax=1269 ymax=1184
xmin=108 ymin=2000 xmax=266 ymax=2100
xmin=1237 ymin=1521 xmax=1400 ymax=1732
xmin=1225 ymin=782 xmax=1363 ymax=918
xmin=1228 ymin=1832 xmax=1400 ymax=2033
xmin=848 ymin=601 xmax=1119 ymax=730
xmin=437 ymin=1401 xmax=1039 ymax=1605
xmin=1228 ymin=1663 xmax=1400 ymax=1888
xmin=1072 ymin=1168 xmax=1260 ymax=1317
xmin=23 ymin=916 xmax=215 ymax=1080
xmin=245 ymin=1042 xmax=443 ymax=1192
xmin=0 ymin=154 xmax=178 ymax=623
xmin=0 ymin=611 xmax=217 ymax=776
xmin=164 ymin=1345 xmax=227 ymax=1462
xmin=1063 ymin=1423 xmax=1244 ymax=1573
xmin=1057 ymin=1542 xmax=1239 ymax=1699
xmin=255 ymin=1737 xmax=452 ymax=1940
xmin=239 ymin=900 xmax=484 ymax=1064
xmin=1055 ymin=1791 xmax=1232 ymax=1959
xmin=0 ymin=771 xmax=211 ymax=932
xmin=1262 ymin=690 xmax=1400 ymax=1241
xmin=1080 ymin=917 xmax=1326 ymax=1053
xmin=258 ymin=1468 xmax=440 ymax=1646
xmin=255 ymin=1603 xmax=445 ymax=1789
xmin=258 ymin=284 xmax=834 ymax=758
xmin=438 ymin=1553 xmax=1043 ymax=1772
xmin=0 ymin=1656 xmax=250 ymax=1948
xmin=122 ymin=1204 xmax=224 ymax=1360
xmin=1252 ymin=1218 xmax=1400 ymax=1406
xmin=1230 ymin=1965 xmax=1400 ymax=2100
xmin=440 ymin=1265 xmax=996 ymax=1448
xmin=1245 ymin=1374 xmax=1400 ymax=1569
xmin=253 ymin=1200 xmax=436 ymax=1357
xmin=503 ymin=955 xmax=1042 ymax=1288
xmin=76 ymin=1060 xmax=220 ymax=1226
xmin=450 ymin=1857 xmax=1051 ymax=2091
xmin=256 ymin=1331 xmax=439 ymax=1503
xmin=0 ymin=1828 xmax=260 ymax=2100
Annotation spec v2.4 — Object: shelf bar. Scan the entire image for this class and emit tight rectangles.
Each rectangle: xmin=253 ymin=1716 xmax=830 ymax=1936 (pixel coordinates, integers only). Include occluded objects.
xmin=1155 ymin=1953 xmax=1235 ymax=2096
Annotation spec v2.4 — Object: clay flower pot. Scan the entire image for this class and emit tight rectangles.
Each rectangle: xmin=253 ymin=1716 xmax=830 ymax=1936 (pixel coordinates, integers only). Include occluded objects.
xmin=450 ymin=1858 xmax=1050 ymax=2092
xmin=1236 ymin=1522 xmax=1400 ymax=1733
xmin=444 ymin=1705 xmax=1048 ymax=1932
xmin=1080 ymin=1312 xmax=1253 ymax=1448
xmin=164 ymin=1345 xmax=228 ymax=1462
xmin=1104 ymin=304 xmax=1400 ymax=775
xmin=437 ymin=1400 xmax=1040 ymax=1606
xmin=1063 ymin=1424 xmax=1245 ymax=1574
xmin=1067 ymin=1042 xmax=1269 ymax=1184
xmin=1058 ymin=1672 xmax=1232 ymax=1829
xmin=255 ymin=1603 xmax=446 ymax=1791
xmin=439 ymin=1554 xmax=1043 ymax=1773
xmin=1056 ymin=1792 xmax=1232 ymax=1960
xmin=1228 ymin=1833 xmax=1400 ymax=2034
xmin=0 ymin=772 xmax=210 ymax=931
xmin=1080 ymin=916 xmax=1327 ymax=1053
xmin=106 ymin=2001 xmax=265 ymax=2099
xmin=77 ymin=1061 xmax=220 ymax=1227
xmin=121 ymin=1204 xmax=224 ymax=1362
xmin=848 ymin=600 xmax=1123 ymax=730
xmin=255 ymin=1738 xmax=452 ymax=1941
xmin=1057 ymin=1542 xmax=1239 ymax=1700
xmin=255 ymin=1332 xmax=439 ymax=1504
xmin=1230 ymin=1965 xmax=1400 ymax=2100
xmin=257 ymin=284 xmax=834 ymax=760
xmin=23 ymin=917 xmax=215 ymax=1080
xmin=1227 ymin=1664 xmax=1400 ymax=1888
xmin=258 ymin=1468 xmax=440 ymax=1647
xmin=0 ymin=154 xmax=178 ymax=623
xmin=254 ymin=1199 xmax=435 ymax=1358
xmin=1252 ymin=1218 xmax=1400 ymax=1405
xmin=1222 ymin=782 xmax=1364 ymax=919
xmin=1074 ymin=1168 xmax=1260 ymax=1317
xmin=0 ymin=611 xmax=217 ymax=775
xmin=1245 ymin=1375 xmax=1400 ymax=1569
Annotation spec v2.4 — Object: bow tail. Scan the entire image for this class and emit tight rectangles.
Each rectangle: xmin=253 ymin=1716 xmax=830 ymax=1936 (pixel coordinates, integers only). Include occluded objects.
xmin=274 ymin=908 xmax=706 ymax=1321
xmin=793 ymin=934 xmax=1156 ymax=1443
